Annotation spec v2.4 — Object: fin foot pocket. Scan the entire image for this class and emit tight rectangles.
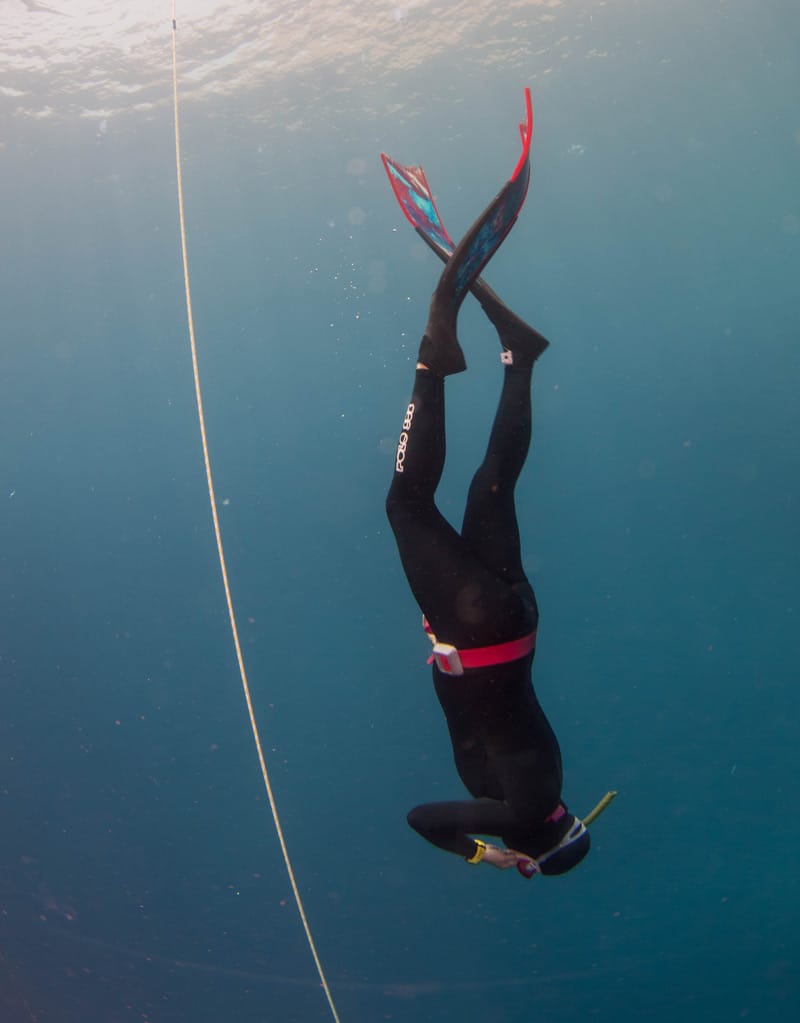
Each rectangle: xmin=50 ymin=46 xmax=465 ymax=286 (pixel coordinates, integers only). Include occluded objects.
xmin=476 ymin=281 xmax=550 ymax=366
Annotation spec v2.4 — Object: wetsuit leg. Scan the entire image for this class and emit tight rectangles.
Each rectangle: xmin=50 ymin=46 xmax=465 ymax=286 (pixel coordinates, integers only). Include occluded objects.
xmin=386 ymin=370 xmax=530 ymax=647
xmin=460 ymin=362 xmax=537 ymax=605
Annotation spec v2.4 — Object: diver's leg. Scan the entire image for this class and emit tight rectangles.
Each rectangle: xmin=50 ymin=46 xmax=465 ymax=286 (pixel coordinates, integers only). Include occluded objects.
xmin=460 ymin=362 xmax=535 ymax=592
xmin=387 ymin=368 xmax=447 ymax=508
xmin=385 ymin=369 xmax=464 ymax=626
xmin=386 ymin=369 xmax=526 ymax=645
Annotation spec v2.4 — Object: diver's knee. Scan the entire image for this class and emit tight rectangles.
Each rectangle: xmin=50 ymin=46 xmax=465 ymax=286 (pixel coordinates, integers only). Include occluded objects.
xmin=385 ymin=492 xmax=412 ymax=531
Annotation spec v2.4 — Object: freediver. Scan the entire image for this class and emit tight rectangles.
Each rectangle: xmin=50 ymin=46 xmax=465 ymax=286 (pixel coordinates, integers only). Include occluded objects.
xmin=384 ymin=94 xmax=608 ymax=877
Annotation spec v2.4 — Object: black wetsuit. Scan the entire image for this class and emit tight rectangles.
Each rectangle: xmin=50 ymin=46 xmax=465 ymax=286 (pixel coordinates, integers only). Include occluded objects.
xmin=386 ymin=363 xmax=574 ymax=862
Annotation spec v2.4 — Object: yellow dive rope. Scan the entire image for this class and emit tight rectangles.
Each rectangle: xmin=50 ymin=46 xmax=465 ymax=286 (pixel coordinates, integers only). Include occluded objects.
xmin=169 ymin=8 xmax=341 ymax=1022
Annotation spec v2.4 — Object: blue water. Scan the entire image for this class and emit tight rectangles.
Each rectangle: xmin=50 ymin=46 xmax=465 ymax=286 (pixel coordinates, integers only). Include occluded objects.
xmin=1 ymin=1 xmax=798 ymax=1021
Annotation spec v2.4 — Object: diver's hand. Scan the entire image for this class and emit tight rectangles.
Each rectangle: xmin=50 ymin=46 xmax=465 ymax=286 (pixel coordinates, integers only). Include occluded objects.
xmin=482 ymin=844 xmax=524 ymax=869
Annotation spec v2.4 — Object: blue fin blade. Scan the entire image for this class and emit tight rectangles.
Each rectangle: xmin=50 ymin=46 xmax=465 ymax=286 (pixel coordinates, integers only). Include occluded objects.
xmin=381 ymin=88 xmax=533 ymax=305
xmin=380 ymin=155 xmax=456 ymax=260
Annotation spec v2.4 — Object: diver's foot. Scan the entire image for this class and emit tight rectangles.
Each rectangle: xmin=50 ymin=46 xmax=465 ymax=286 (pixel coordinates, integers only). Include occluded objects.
xmin=417 ymin=330 xmax=467 ymax=376
xmin=418 ymin=292 xmax=467 ymax=376
xmin=475 ymin=281 xmax=549 ymax=367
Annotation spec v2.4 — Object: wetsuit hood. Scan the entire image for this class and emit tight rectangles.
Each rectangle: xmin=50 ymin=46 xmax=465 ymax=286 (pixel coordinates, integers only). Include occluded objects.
xmin=511 ymin=813 xmax=591 ymax=876
xmin=536 ymin=821 xmax=591 ymax=875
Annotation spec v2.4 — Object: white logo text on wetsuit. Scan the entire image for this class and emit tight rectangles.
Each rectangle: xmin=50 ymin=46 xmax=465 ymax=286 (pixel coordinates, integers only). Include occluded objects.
xmin=395 ymin=403 xmax=415 ymax=473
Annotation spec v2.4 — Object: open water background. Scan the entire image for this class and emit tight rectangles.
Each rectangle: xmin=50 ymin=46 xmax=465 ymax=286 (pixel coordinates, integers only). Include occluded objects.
xmin=1 ymin=1 xmax=798 ymax=1020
